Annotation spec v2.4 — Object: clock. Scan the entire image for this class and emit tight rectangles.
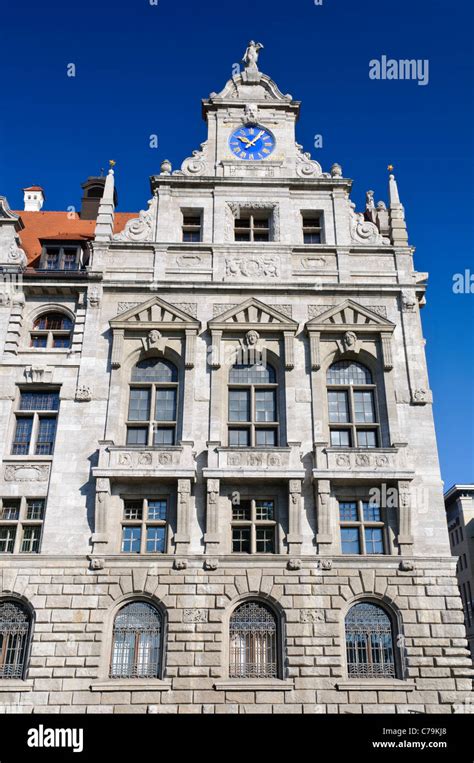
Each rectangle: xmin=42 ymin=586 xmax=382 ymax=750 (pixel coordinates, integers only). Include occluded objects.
xmin=229 ymin=124 xmax=276 ymax=161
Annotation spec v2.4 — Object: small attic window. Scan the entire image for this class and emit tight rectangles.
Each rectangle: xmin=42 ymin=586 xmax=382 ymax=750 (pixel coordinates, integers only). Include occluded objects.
xmin=39 ymin=244 xmax=83 ymax=271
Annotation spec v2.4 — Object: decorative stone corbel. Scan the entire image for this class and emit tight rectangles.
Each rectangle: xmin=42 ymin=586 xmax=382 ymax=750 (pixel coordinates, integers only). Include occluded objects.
xmin=210 ymin=330 xmax=222 ymax=369
xmin=185 ymin=329 xmax=197 ymax=369
xmin=142 ymin=329 xmax=167 ymax=354
xmin=175 ymin=479 xmax=191 ymax=552
xmin=75 ymin=385 xmax=92 ymax=402
xmin=316 ymin=479 xmax=332 ymax=546
xmin=381 ymin=334 xmax=393 ymax=371
xmin=411 ymin=388 xmax=433 ymax=405
xmin=24 ymin=365 xmax=53 ymax=384
xmin=309 ymin=331 xmax=321 ymax=371
xmin=283 ymin=331 xmax=295 ymax=371
xmin=111 ymin=329 xmax=124 ymax=369
xmin=337 ymin=330 xmax=360 ymax=355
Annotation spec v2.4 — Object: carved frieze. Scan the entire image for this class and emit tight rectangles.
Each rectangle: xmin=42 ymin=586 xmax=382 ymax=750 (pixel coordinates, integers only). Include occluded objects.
xmin=225 ymin=256 xmax=280 ymax=279
xmin=223 ymin=450 xmax=288 ymax=468
xmin=4 ymin=464 xmax=50 ymax=482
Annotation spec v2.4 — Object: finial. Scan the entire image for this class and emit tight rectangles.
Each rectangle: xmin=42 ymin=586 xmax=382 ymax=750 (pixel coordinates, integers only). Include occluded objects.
xmin=160 ymin=159 xmax=172 ymax=175
xmin=387 ymin=164 xmax=394 ymax=172
xmin=109 ymin=160 xmax=116 ymax=168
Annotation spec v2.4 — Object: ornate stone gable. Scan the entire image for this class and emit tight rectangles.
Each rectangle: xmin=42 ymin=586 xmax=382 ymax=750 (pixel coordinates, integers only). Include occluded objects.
xmin=208 ymin=297 xmax=298 ymax=331
xmin=111 ymin=296 xmax=200 ymax=330
xmin=306 ymin=299 xmax=395 ymax=331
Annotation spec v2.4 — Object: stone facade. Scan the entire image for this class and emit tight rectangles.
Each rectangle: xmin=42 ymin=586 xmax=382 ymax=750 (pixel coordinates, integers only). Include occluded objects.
xmin=0 ymin=45 xmax=472 ymax=714
xmin=445 ymin=485 xmax=474 ymax=658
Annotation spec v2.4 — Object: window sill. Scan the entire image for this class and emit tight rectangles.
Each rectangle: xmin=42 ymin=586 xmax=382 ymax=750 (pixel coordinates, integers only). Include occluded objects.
xmin=336 ymin=679 xmax=415 ymax=691
xmin=90 ymin=679 xmax=172 ymax=692
xmin=0 ymin=680 xmax=33 ymax=692
xmin=214 ymin=679 xmax=294 ymax=692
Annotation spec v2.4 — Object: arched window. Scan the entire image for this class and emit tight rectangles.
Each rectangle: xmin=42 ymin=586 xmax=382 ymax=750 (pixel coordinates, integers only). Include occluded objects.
xmin=110 ymin=601 xmax=162 ymax=679
xmin=326 ymin=361 xmax=378 ymax=448
xmin=126 ymin=358 xmax=179 ymax=446
xmin=30 ymin=312 xmax=74 ymax=349
xmin=228 ymin=363 xmax=278 ymax=447
xmin=0 ymin=600 xmax=32 ymax=679
xmin=229 ymin=601 xmax=278 ymax=678
xmin=345 ymin=602 xmax=396 ymax=679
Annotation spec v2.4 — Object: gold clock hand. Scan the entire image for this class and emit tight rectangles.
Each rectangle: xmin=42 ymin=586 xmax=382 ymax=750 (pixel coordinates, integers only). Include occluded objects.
xmin=237 ymin=136 xmax=251 ymax=145
xmin=245 ymin=130 xmax=265 ymax=149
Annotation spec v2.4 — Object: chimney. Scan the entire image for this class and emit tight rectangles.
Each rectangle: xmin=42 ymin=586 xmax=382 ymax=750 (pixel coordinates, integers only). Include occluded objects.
xmin=23 ymin=186 xmax=45 ymax=212
xmin=81 ymin=176 xmax=118 ymax=220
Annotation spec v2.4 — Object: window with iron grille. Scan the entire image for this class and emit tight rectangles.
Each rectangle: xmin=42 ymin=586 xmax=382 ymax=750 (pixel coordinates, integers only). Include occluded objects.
xmin=228 ymin=363 xmax=278 ymax=447
xmin=11 ymin=391 xmax=59 ymax=456
xmin=234 ymin=211 xmax=271 ymax=242
xmin=126 ymin=359 xmax=179 ymax=447
xmin=0 ymin=498 xmax=45 ymax=555
xmin=327 ymin=361 xmax=379 ymax=448
xmin=229 ymin=601 xmax=278 ymax=679
xmin=0 ymin=600 xmax=32 ymax=679
xmin=30 ymin=312 xmax=74 ymax=349
xmin=110 ymin=601 xmax=162 ymax=679
xmin=302 ymin=213 xmax=323 ymax=243
xmin=339 ymin=500 xmax=388 ymax=555
xmin=231 ymin=498 xmax=276 ymax=554
xmin=181 ymin=211 xmax=202 ymax=242
xmin=345 ymin=602 xmax=397 ymax=679
xmin=121 ymin=498 xmax=168 ymax=554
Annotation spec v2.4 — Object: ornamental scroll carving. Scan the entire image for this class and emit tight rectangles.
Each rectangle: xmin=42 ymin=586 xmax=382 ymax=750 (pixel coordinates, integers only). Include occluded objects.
xmin=348 ymin=200 xmax=387 ymax=245
xmin=295 ymin=143 xmax=323 ymax=178
xmin=177 ymin=141 xmax=209 ymax=176
xmin=114 ymin=195 xmax=158 ymax=242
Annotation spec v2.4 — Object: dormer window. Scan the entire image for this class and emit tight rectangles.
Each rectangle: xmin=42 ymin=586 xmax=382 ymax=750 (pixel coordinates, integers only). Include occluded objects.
xmin=302 ymin=213 xmax=323 ymax=243
xmin=39 ymin=243 xmax=82 ymax=271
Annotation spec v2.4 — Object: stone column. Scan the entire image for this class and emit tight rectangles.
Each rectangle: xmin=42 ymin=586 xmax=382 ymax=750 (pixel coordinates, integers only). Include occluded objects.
xmin=92 ymin=477 xmax=110 ymax=550
xmin=204 ymin=478 xmax=220 ymax=553
xmin=287 ymin=479 xmax=303 ymax=555
xmin=175 ymin=479 xmax=191 ymax=553
xmin=397 ymin=480 xmax=414 ymax=551
xmin=315 ymin=479 xmax=332 ymax=548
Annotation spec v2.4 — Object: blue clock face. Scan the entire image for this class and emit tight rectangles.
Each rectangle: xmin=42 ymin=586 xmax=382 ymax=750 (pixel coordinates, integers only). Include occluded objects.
xmin=229 ymin=124 xmax=276 ymax=161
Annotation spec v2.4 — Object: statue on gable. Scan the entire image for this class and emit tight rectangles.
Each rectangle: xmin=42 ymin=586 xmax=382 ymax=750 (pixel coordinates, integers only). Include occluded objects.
xmin=242 ymin=41 xmax=264 ymax=79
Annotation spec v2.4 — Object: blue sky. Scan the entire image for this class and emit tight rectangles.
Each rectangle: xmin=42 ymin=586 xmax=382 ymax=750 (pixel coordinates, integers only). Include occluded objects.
xmin=1 ymin=0 xmax=473 ymax=488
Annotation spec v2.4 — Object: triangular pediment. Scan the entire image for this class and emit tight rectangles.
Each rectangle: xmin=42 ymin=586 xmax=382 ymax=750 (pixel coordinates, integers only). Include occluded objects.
xmin=209 ymin=298 xmax=298 ymax=331
xmin=111 ymin=297 xmax=200 ymax=330
xmin=306 ymin=300 xmax=395 ymax=331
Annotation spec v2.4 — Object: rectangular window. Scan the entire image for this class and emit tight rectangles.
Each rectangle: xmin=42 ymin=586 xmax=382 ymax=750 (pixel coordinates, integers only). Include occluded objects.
xmin=128 ymin=389 xmax=151 ymax=422
xmin=155 ymin=388 xmax=177 ymax=422
xmin=0 ymin=498 xmax=45 ymax=554
xmin=20 ymin=526 xmax=42 ymax=554
xmin=126 ymin=427 xmax=148 ymax=446
xmin=121 ymin=497 xmax=168 ymax=554
xmin=182 ymin=213 xmax=202 ymax=242
xmin=12 ymin=390 xmax=59 ymax=456
xmin=0 ymin=527 xmax=16 ymax=554
xmin=121 ymin=526 xmax=142 ymax=553
xmin=357 ymin=430 xmax=377 ymax=448
xmin=353 ymin=391 xmax=376 ymax=423
xmin=234 ymin=212 xmax=271 ymax=242
xmin=328 ymin=391 xmax=349 ymax=423
xmin=40 ymin=245 xmax=81 ymax=271
xmin=153 ymin=427 xmax=175 ymax=446
xmin=302 ymin=214 xmax=322 ymax=244
xmin=255 ymin=429 xmax=277 ymax=447
xmin=339 ymin=499 xmax=387 ymax=555
xmin=228 ymin=428 xmax=250 ymax=447
xmin=231 ymin=498 xmax=276 ymax=554
xmin=330 ymin=429 xmax=351 ymax=447
xmin=228 ymin=389 xmax=250 ymax=422
xmin=255 ymin=390 xmax=276 ymax=422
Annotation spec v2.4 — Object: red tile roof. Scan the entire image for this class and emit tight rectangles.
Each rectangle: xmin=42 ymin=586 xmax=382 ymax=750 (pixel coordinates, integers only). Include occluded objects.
xmin=13 ymin=211 xmax=137 ymax=264
xmin=23 ymin=186 xmax=45 ymax=192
